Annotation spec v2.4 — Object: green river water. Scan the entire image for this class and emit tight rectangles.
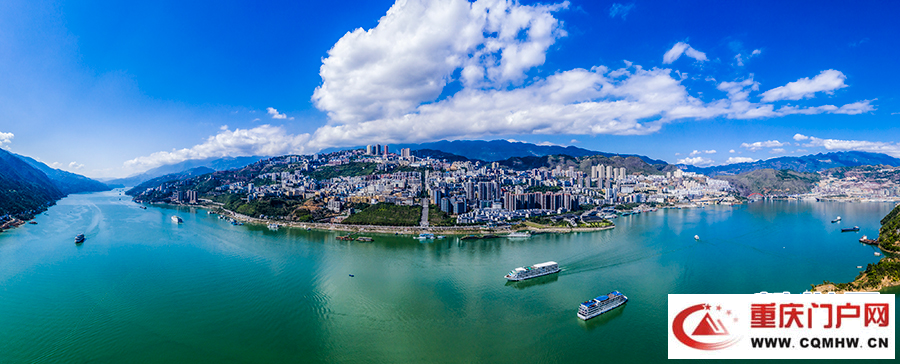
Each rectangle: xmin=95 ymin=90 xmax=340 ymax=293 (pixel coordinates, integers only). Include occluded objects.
xmin=0 ymin=190 xmax=896 ymax=363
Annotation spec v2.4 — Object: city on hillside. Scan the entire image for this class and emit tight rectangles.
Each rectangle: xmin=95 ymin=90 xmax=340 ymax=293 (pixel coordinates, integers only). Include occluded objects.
xmin=126 ymin=145 xmax=739 ymax=227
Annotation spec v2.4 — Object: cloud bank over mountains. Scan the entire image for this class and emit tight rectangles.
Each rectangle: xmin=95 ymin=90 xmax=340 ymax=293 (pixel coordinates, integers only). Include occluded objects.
xmin=124 ymin=0 xmax=878 ymax=172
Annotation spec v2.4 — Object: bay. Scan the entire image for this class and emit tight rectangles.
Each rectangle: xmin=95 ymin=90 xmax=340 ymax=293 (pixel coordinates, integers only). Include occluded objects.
xmin=0 ymin=190 xmax=895 ymax=363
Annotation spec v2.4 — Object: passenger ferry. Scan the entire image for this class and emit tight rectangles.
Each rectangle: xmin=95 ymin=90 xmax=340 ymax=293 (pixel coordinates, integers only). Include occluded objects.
xmin=504 ymin=261 xmax=560 ymax=281
xmin=577 ymin=291 xmax=627 ymax=320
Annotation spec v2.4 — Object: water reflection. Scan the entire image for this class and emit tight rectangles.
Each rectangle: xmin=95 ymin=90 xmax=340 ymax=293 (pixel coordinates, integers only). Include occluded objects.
xmin=577 ymin=304 xmax=627 ymax=331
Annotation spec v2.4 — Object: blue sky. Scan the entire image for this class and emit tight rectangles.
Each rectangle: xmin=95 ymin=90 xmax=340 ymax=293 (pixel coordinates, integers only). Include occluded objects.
xmin=0 ymin=0 xmax=898 ymax=178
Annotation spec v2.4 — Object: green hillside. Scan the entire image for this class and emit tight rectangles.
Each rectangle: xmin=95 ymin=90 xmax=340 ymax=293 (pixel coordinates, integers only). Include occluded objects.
xmin=0 ymin=149 xmax=64 ymax=217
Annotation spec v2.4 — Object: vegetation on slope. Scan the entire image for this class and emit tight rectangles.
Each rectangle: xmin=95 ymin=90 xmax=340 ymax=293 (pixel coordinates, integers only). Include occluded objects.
xmin=210 ymin=193 xmax=311 ymax=220
xmin=717 ymin=168 xmax=821 ymax=196
xmin=342 ymin=203 xmax=422 ymax=226
xmin=308 ymin=162 xmax=377 ymax=180
xmin=0 ymin=149 xmax=64 ymax=217
xmin=498 ymin=154 xmax=674 ymax=176
xmin=427 ymin=205 xmax=455 ymax=226
xmin=879 ymin=204 xmax=900 ymax=252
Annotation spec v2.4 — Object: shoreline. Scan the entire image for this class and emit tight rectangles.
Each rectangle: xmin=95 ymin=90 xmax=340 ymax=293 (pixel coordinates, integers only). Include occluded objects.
xmin=156 ymin=201 xmax=616 ymax=236
xmin=812 ymin=239 xmax=900 ymax=293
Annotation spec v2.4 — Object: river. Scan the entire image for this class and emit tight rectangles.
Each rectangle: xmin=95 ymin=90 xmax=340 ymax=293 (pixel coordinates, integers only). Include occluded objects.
xmin=0 ymin=190 xmax=895 ymax=362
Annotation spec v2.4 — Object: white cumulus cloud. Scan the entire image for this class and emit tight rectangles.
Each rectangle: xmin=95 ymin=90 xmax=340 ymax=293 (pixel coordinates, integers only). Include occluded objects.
xmin=267 ymin=107 xmax=293 ymax=120
xmin=0 ymin=131 xmax=13 ymax=148
xmin=689 ymin=149 xmax=716 ymax=156
xmin=799 ymin=135 xmax=900 ymax=158
xmin=123 ymin=125 xmax=311 ymax=171
xmin=760 ymin=70 xmax=848 ymax=102
xmin=725 ymin=157 xmax=757 ymax=164
xmin=793 ymin=133 xmax=809 ymax=141
xmin=740 ymin=140 xmax=787 ymax=151
xmin=677 ymin=156 xmax=715 ymax=167
xmin=663 ymin=42 xmax=708 ymax=64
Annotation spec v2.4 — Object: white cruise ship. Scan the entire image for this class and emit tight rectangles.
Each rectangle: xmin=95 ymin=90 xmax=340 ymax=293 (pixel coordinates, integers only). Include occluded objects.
xmin=504 ymin=261 xmax=560 ymax=281
xmin=577 ymin=291 xmax=627 ymax=320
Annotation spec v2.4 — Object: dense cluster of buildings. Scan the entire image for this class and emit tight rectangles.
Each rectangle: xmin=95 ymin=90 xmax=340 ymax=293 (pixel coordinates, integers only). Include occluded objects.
xmin=133 ymin=146 xmax=738 ymax=224
xmin=810 ymin=167 xmax=900 ymax=201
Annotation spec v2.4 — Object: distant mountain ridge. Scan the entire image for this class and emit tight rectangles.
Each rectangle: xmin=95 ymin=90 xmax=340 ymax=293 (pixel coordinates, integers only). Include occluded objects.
xmin=106 ymin=156 xmax=267 ymax=187
xmin=15 ymin=154 xmax=110 ymax=195
xmin=686 ymin=151 xmax=900 ymax=176
xmin=393 ymin=139 xmax=668 ymax=165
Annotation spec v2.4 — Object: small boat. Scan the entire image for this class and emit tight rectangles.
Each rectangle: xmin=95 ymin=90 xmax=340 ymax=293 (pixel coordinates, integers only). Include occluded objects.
xmin=349 ymin=274 xmax=354 ymax=277
xmin=140 ymin=206 xmax=147 ymax=210
xmin=507 ymin=231 xmax=532 ymax=238
xmin=694 ymin=235 xmax=700 ymax=240
xmin=436 ymin=235 xmax=445 ymax=239
xmin=857 ymin=265 xmax=863 ymax=269
xmin=831 ymin=216 xmax=841 ymax=223
xmin=171 ymin=216 xmax=183 ymax=223
xmin=336 ymin=235 xmax=354 ymax=241
xmin=267 ymin=223 xmax=279 ymax=230
xmin=28 ymin=221 xmax=37 ymax=225
xmin=207 ymin=211 xmax=215 ymax=215
xmin=356 ymin=237 xmax=373 ymax=242
xmin=874 ymin=252 xmax=881 ymax=256
xmin=75 ymin=234 xmax=85 ymax=244
xmin=306 ymin=228 xmax=311 ymax=231
xmin=841 ymin=226 xmax=859 ymax=232
xmin=414 ymin=233 xmax=435 ymax=240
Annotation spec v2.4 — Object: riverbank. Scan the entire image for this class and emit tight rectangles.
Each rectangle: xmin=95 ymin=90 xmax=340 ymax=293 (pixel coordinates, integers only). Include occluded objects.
xmin=812 ymin=204 xmax=900 ymax=293
xmin=812 ymin=256 xmax=900 ymax=293
xmin=0 ymin=218 xmax=26 ymax=233
xmin=157 ymin=201 xmax=615 ymax=236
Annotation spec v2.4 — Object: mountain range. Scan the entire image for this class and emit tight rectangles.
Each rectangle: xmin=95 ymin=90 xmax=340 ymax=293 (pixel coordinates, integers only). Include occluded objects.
xmin=15 ymin=154 xmax=110 ymax=195
xmin=684 ymin=151 xmax=900 ymax=176
xmin=105 ymin=156 xmax=267 ymax=187
xmin=392 ymin=139 xmax=669 ymax=165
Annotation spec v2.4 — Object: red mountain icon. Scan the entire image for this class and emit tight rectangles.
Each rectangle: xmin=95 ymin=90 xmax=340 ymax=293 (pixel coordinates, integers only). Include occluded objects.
xmin=691 ymin=312 xmax=729 ymax=336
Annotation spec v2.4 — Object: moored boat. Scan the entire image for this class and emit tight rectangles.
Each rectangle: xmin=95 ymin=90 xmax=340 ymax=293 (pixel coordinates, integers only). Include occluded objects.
xmin=577 ymin=291 xmax=627 ymax=320
xmin=414 ymin=233 xmax=435 ymax=240
xmin=267 ymin=223 xmax=279 ymax=230
xmin=507 ymin=231 xmax=532 ymax=238
xmin=505 ymin=261 xmax=560 ymax=281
